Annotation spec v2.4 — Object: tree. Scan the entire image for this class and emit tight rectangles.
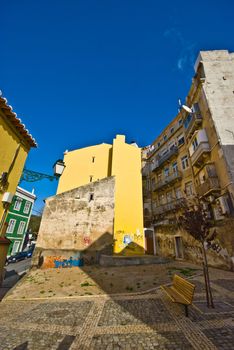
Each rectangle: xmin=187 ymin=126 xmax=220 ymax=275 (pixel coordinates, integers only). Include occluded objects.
xmin=28 ymin=214 xmax=42 ymax=237
xmin=178 ymin=197 xmax=215 ymax=308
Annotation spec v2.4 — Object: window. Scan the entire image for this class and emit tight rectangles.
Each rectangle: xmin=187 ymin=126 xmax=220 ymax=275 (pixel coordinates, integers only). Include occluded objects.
xmin=164 ymin=167 xmax=169 ymax=177
xmin=146 ymin=179 xmax=151 ymax=191
xmin=177 ymin=134 xmax=185 ymax=147
xmin=157 ymin=173 xmax=162 ymax=182
xmin=172 ymin=162 xmax=178 ymax=173
xmin=181 ymin=155 xmax=189 ymax=170
xmin=12 ymin=241 xmax=20 ymax=255
xmin=184 ymin=114 xmax=192 ymax=129
xmin=192 ymin=102 xmax=201 ymax=115
xmin=23 ymin=201 xmax=31 ymax=214
xmin=192 ymin=137 xmax=199 ymax=151
xmin=162 ymin=148 xmax=168 ymax=156
xmin=159 ymin=194 xmax=165 ymax=205
xmin=166 ymin=191 xmax=172 ymax=203
xmin=163 ymin=134 xmax=167 ymax=141
xmin=18 ymin=221 xmax=26 ymax=234
xmin=178 ymin=119 xmax=183 ymax=125
xmin=7 ymin=219 xmax=16 ymax=233
xmin=170 ymin=127 xmax=174 ymax=134
xmin=157 ymin=142 xmax=161 ymax=148
xmin=92 ymin=156 xmax=95 ymax=163
xmin=175 ymin=188 xmax=182 ymax=199
xmin=14 ymin=198 xmax=22 ymax=211
xmin=185 ymin=182 xmax=193 ymax=196
xmin=89 ymin=193 xmax=94 ymax=201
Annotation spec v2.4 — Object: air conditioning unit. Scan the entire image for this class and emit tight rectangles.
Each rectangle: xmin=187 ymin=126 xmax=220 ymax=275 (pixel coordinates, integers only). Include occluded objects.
xmin=217 ymin=195 xmax=230 ymax=215
xmin=2 ymin=192 xmax=13 ymax=204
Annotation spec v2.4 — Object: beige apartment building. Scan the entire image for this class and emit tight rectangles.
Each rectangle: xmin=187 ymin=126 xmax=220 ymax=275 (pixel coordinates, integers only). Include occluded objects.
xmin=142 ymin=50 xmax=234 ymax=269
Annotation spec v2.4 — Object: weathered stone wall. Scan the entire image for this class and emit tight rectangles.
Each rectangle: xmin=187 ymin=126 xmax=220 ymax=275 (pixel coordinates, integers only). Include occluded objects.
xmin=33 ymin=177 xmax=115 ymax=266
xmin=156 ymin=220 xmax=234 ymax=270
xmin=199 ymin=50 xmax=234 ymax=192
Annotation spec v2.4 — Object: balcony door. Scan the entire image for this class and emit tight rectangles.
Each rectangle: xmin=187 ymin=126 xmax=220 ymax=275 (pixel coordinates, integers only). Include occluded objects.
xmin=144 ymin=229 xmax=155 ymax=255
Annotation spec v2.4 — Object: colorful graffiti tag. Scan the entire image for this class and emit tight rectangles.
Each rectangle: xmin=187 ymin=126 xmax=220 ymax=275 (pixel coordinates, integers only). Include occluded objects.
xmin=43 ymin=256 xmax=84 ymax=269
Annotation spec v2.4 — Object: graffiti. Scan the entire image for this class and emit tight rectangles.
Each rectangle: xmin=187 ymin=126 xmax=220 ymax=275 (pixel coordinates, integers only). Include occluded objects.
xmin=83 ymin=236 xmax=92 ymax=246
xmin=123 ymin=235 xmax=132 ymax=245
xmin=43 ymin=256 xmax=83 ymax=269
xmin=54 ymin=257 xmax=84 ymax=268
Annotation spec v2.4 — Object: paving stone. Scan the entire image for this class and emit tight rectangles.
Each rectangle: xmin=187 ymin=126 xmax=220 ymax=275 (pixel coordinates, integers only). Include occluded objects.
xmin=89 ymin=332 xmax=194 ymax=350
xmin=98 ymin=298 xmax=173 ymax=326
xmin=203 ymin=327 xmax=234 ymax=349
xmin=213 ymin=279 xmax=234 ymax=292
xmin=0 ymin=327 xmax=65 ymax=350
xmin=16 ymin=300 xmax=93 ymax=327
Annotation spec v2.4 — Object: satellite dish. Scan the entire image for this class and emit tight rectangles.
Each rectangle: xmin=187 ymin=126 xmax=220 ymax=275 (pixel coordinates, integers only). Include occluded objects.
xmin=182 ymin=105 xmax=192 ymax=114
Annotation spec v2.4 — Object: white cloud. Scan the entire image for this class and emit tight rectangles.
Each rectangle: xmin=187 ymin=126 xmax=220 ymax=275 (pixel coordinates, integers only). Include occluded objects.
xmin=164 ymin=27 xmax=196 ymax=71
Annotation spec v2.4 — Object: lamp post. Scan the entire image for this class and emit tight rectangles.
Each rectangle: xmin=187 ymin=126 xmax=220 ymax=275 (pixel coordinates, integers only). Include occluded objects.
xmin=20 ymin=159 xmax=65 ymax=183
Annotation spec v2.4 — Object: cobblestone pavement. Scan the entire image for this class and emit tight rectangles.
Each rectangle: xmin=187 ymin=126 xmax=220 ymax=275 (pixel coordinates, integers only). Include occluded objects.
xmin=0 ymin=270 xmax=233 ymax=349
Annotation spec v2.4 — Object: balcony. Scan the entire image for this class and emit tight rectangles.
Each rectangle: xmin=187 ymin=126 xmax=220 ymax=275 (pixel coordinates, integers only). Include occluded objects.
xmin=153 ymin=198 xmax=185 ymax=215
xmin=146 ymin=123 xmax=182 ymax=158
xmin=191 ymin=141 xmax=210 ymax=167
xmin=196 ymin=177 xmax=220 ymax=197
xmin=152 ymin=171 xmax=182 ymax=191
xmin=185 ymin=113 xmax=203 ymax=138
xmin=152 ymin=146 xmax=178 ymax=171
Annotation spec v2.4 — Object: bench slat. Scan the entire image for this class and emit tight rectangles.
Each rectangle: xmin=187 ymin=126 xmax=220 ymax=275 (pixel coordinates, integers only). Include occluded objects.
xmin=161 ymin=285 xmax=191 ymax=305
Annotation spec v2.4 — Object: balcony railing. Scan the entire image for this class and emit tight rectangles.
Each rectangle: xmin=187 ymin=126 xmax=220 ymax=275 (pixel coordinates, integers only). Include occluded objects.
xmin=152 ymin=171 xmax=182 ymax=191
xmin=185 ymin=113 xmax=203 ymax=138
xmin=152 ymin=146 xmax=178 ymax=171
xmin=146 ymin=124 xmax=182 ymax=158
xmin=196 ymin=177 xmax=220 ymax=197
xmin=153 ymin=198 xmax=185 ymax=215
xmin=191 ymin=141 xmax=210 ymax=166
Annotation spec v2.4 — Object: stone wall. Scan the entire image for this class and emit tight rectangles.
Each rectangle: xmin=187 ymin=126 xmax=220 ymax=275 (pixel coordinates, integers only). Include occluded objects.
xmin=155 ymin=219 xmax=234 ymax=270
xmin=33 ymin=177 xmax=115 ymax=267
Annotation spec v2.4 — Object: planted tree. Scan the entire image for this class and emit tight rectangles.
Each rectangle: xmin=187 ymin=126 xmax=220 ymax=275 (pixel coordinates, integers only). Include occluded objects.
xmin=178 ymin=197 xmax=215 ymax=308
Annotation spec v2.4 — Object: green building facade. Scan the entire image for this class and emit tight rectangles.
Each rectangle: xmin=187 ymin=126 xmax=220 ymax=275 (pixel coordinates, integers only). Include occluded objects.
xmin=6 ymin=187 xmax=36 ymax=256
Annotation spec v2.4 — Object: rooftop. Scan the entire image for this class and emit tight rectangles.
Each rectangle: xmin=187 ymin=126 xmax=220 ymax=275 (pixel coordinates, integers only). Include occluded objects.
xmin=0 ymin=96 xmax=37 ymax=148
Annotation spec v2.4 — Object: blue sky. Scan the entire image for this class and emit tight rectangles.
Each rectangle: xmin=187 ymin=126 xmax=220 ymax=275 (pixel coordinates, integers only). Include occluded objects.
xmin=1 ymin=0 xmax=234 ymax=212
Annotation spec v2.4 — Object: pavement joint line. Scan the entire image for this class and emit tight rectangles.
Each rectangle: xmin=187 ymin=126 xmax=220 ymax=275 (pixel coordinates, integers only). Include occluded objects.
xmin=160 ymin=291 xmax=218 ymax=350
xmin=197 ymin=318 xmax=234 ymax=329
xmin=70 ymin=299 xmax=106 ymax=350
xmin=94 ymin=323 xmax=180 ymax=335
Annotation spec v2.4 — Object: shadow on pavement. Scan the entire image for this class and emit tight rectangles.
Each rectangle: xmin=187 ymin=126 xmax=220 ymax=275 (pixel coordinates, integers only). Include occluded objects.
xmin=0 ymin=269 xmax=26 ymax=301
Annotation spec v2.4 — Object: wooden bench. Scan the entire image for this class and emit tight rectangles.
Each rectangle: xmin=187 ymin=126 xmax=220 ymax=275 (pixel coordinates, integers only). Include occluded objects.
xmin=161 ymin=274 xmax=196 ymax=317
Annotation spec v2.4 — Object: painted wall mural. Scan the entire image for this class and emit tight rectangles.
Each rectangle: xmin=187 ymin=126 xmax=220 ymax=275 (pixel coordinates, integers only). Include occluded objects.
xmin=42 ymin=255 xmax=84 ymax=269
xmin=114 ymin=228 xmax=145 ymax=255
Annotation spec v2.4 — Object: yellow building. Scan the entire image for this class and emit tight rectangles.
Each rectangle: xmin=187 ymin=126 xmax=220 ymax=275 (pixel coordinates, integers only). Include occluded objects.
xmin=0 ymin=95 xmax=36 ymax=282
xmin=57 ymin=135 xmax=144 ymax=255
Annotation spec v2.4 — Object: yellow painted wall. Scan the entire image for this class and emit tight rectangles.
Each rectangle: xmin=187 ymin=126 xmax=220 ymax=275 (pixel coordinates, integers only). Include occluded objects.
xmin=57 ymin=143 xmax=112 ymax=194
xmin=111 ymin=135 xmax=144 ymax=255
xmin=0 ymin=114 xmax=29 ymax=223
xmin=56 ymin=135 xmax=145 ymax=256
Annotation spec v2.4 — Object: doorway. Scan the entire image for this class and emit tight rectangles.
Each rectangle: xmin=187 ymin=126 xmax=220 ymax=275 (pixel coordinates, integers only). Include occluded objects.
xmin=174 ymin=236 xmax=184 ymax=259
xmin=144 ymin=229 xmax=155 ymax=255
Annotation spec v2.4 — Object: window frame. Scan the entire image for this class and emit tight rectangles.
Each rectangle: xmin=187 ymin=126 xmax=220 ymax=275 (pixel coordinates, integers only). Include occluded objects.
xmin=181 ymin=155 xmax=189 ymax=170
xmin=23 ymin=201 xmax=31 ymax=214
xmin=18 ymin=221 xmax=26 ymax=235
xmin=7 ymin=219 xmax=16 ymax=234
xmin=14 ymin=198 xmax=22 ymax=211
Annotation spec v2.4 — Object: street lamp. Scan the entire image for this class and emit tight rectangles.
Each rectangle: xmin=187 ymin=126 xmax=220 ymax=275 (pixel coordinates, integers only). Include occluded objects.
xmin=53 ymin=159 xmax=66 ymax=178
xmin=20 ymin=159 xmax=65 ymax=183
